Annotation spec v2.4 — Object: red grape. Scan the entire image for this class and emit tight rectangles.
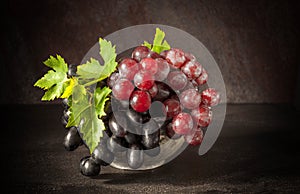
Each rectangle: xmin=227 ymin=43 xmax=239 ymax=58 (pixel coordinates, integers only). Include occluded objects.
xmin=181 ymin=61 xmax=202 ymax=79
xmin=112 ymin=78 xmax=134 ymax=100
xmin=172 ymin=112 xmax=194 ymax=135
xmin=130 ymin=90 xmax=152 ymax=113
xmin=132 ymin=46 xmax=150 ymax=62
xmin=154 ymin=58 xmax=170 ymax=81
xmin=179 ymin=89 xmax=201 ymax=109
xmin=195 ymin=68 xmax=208 ymax=85
xmin=134 ymin=70 xmax=155 ymax=90
xmin=165 ymin=48 xmax=186 ymax=68
xmin=163 ymin=99 xmax=181 ymax=118
xmin=118 ymin=58 xmax=139 ymax=80
xmin=201 ymin=88 xmax=220 ymax=106
xmin=167 ymin=71 xmax=187 ymax=91
xmin=191 ymin=105 xmax=212 ymax=127
xmin=140 ymin=58 xmax=158 ymax=75
xmin=184 ymin=127 xmax=203 ymax=146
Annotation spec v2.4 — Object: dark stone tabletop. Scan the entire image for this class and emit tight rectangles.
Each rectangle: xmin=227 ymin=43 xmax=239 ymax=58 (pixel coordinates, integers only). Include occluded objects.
xmin=1 ymin=104 xmax=299 ymax=193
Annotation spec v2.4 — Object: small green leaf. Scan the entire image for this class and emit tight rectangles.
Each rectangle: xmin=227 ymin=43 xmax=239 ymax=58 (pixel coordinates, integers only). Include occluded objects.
xmin=94 ymin=86 xmax=111 ymax=118
xmin=34 ymin=55 xmax=69 ymax=101
xmin=34 ymin=70 xmax=66 ymax=89
xmin=143 ymin=41 xmax=152 ymax=49
xmin=98 ymin=38 xmax=118 ymax=79
xmin=143 ymin=28 xmax=171 ymax=54
xmin=41 ymin=82 xmax=65 ymax=101
xmin=77 ymin=39 xmax=117 ymax=82
xmin=77 ymin=58 xmax=102 ymax=80
xmin=44 ymin=55 xmax=68 ymax=73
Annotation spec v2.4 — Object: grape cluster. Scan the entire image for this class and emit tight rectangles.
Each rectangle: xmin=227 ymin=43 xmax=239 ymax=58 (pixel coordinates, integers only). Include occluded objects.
xmin=61 ymin=46 xmax=220 ymax=176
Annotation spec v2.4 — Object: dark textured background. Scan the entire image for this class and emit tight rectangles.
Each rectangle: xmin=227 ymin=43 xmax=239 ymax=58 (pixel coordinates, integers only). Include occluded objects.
xmin=1 ymin=0 xmax=300 ymax=104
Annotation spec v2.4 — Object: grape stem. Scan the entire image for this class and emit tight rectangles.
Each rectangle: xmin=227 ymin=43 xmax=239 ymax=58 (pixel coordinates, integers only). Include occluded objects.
xmin=83 ymin=78 xmax=103 ymax=87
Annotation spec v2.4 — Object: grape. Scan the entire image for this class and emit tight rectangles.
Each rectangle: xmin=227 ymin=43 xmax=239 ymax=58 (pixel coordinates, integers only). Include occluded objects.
xmin=132 ymin=46 xmax=150 ymax=62
xmin=141 ymin=120 xmax=160 ymax=149
xmin=134 ymin=70 xmax=154 ymax=90
xmin=184 ymin=52 xmax=196 ymax=62
xmin=127 ymin=108 xmax=150 ymax=126
xmin=201 ymin=88 xmax=220 ymax=106
xmin=107 ymin=72 xmax=120 ymax=88
xmin=166 ymin=122 xmax=181 ymax=139
xmin=63 ymin=126 xmax=82 ymax=151
xmin=154 ymin=58 xmax=170 ymax=81
xmin=127 ymin=144 xmax=144 ymax=169
xmin=62 ymin=98 xmax=69 ymax=109
xmin=67 ymin=64 xmax=77 ymax=77
xmin=63 ymin=109 xmax=71 ymax=122
xmin=144 ymin=146 xmax=160 ymax=157
xmin=179 ymin=89 xmax=201 ymax=109
xmin=118 ymin=58 xmax=139 ymax=80
xmin=149 ymin=101 xmax=167 ymax=119
xmin=61 ymin=115 xmax=68 ymax=127
xmin=107 ymin=136 xmax=127 ymax=152
xmin=165 ymin=48 xmax=186 ymax=68
xmin=160 ymin=50 xmax=168 ymax=59
xmin=172 ymin=112 xmax=194 ymax=135
xmin=124 ymin=132 xmax=140 ymax=145
xmin=140 ymin=58 xmax=158 ymax=74
xmin=184 ymin=127 xmax=204 ymax=146
xmin=191 ymin=105 xmax=212 ymax=127
xmin=167 ymin=71 xmax=188 ymax=91
xmin=80 ymin=156 xmax=101 ymax=176
xmin=195 ymin=68 xmax=208 ymax=85
xmin=163 ymin=99 xmax=181 ymax=118
xmin=92 ymin=143 xmax=114 ymax=166
xmin=130 ymin=90 xmax=151 ymax=113
xmin=148 ymin=83 xmax=158 ymax=98
xmin=153 ymin=82 xmax=172 ymax=102
xmin=181 ymin=61 xmax=202 ymax=79
xmin=112 ymin=78 xmax=134 ymax=100
xmin=147 ymin=51 xmax=161 ymax=59
xmin=108 ymin=113 xmax=128 ymax=137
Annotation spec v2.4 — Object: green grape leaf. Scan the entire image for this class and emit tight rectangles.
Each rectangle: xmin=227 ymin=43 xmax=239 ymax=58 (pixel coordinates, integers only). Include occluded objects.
xmin=143 ymin=41 xmax=152 ymax=50
xmin=77 ymin=38 xmax=117 ymax=81
xmin=70 ymin=84 xmax=105 ymax=154
xmin=61 ymin=77 xmax=76 ymax=99
xmin=77 ymin=58 xmax=102 ymax=80
xmin=94 ymin=86 xmax=111 ymax=118
xmin=142 ymin=28 xmax=171 ymax=54
xmin=34 ymin=55 xmax=69 ymax=101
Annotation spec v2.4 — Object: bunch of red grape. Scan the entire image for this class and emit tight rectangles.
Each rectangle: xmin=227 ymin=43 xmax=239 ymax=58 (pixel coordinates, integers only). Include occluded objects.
xmin=61 ymin=46 xmax=220 ymax=176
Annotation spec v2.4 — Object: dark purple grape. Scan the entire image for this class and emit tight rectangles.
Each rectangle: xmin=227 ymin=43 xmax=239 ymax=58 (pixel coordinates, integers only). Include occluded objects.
xmin=124 ymin=132 xmax=140 ymax=145
xmin=108 ymin=113 xmax=127 ymax=137
xmin=153 ymin=82 xmax=172 ymax=102
xmin=63 ymin=126 xmax=82 ymax=151
xmin=166 ymin=122 xmax=182 ymax=140
xmin=126 ymin=108 xmax=150 ymax=126
xmin=127 ymin=144 xmax=144 ymax=169
xmin=144 ymin=146 xmax=160 ymax=157
xmin=61 ymin=115 xmax=68 ymax=127
xmin=80 ymin=156 xmax=101 ymax=176
xmin=92 ymin=143 xmax=114 ymax=166
xmin=62 ymin=98 xmax=69 ymax=109
xmin=107 ymin=136 xmax=127 ymax=152
xmin=68 ymin=64 xmax=77 ymax=77
xmin=141 ymin=120 xmax=160 ymax=149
